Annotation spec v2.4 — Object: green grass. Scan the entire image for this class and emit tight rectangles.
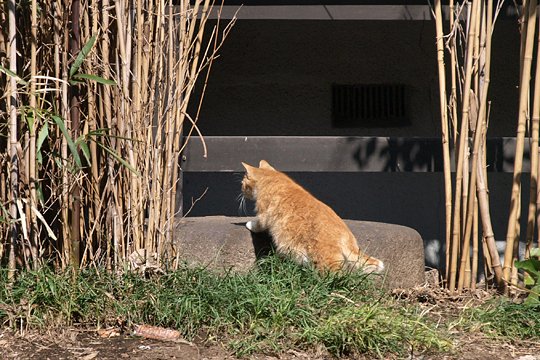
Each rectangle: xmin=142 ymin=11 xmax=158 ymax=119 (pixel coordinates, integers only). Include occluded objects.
xmin=463 ymin=298 xmax=540 ymax=340
xmin=0 ymin=257 xmax=451 ymax=357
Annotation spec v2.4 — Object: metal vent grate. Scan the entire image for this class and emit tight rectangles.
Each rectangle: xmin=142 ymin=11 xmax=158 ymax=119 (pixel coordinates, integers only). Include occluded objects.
xmin=332 ymin=84 xmax=408 ymax=127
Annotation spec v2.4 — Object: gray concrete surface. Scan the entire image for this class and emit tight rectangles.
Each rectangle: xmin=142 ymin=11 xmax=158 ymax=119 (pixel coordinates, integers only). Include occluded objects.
xmin=174 ymin=216 xmax=425 ymax=289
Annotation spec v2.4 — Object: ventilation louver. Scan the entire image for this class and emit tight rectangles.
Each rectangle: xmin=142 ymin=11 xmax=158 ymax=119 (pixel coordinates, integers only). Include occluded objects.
xmin=332 ymin=84 xmax=408 ymax=127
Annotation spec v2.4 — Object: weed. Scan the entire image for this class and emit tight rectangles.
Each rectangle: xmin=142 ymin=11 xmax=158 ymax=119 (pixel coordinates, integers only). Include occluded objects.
xmin=0 ymin=257 xmax=451 ymax=357
xmin=515 ymin=248 xmax=540 ymax=304
xmin=465 ymin=298 xmax=540 ymax=340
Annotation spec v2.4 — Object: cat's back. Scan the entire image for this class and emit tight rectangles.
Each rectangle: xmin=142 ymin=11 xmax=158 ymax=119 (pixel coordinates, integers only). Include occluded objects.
xmin=257 ymin=169 xmax=346 ymax=229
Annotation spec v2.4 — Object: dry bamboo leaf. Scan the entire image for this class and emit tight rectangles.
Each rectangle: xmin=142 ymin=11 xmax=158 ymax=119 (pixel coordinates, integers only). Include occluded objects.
xmin=133 ymin=324 xmax=181 ymax=341
xmin=97 ymin=327 xmax=121 ymax=338
xmin=80 ymin=351 xmax=99 ymax=360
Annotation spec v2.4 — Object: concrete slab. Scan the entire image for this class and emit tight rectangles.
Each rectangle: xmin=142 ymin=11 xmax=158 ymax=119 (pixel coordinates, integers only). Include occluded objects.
xmin=174 ymin=216 xmax=425 ymax=289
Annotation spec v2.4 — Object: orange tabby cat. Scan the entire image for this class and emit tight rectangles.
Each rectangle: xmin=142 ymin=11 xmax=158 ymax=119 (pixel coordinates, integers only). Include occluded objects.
xmin=241 ymin=160 xmax=385 ymax=273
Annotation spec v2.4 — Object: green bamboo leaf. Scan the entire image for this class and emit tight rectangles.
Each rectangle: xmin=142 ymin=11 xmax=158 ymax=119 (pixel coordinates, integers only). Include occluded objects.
xmin=90 ymin=131 xmax=143 ymax=143
xmin=69 ymin=35 xmax=97 ymax=78
xmin=36 ymin=121 xmax=49 ymax=153
xmin=52 ymin=115 xmax=83 ymax=169
xmin=36 ymin=183 xmax=45 ymax=205
xmin=95 ymin=142 xmax=140 ymax=176
xmin=86 ymin=128 xmax=107 ymax=137
xmin=69 ymin=79 xmax=84 ymax=86
xmin=0 ymin=64 xmax=28 ymax=85
xmin=0 ymin=201 xmax=7 ymax=220
xmin=78 ymin=140 xmax=91 ymax=166
xmin=73 ymin=73 xmax=117 ymax=86
xmin=36 ymin=122 xmax=49 ymax=165
xmin=25 ymin=113 xmax=35 ymax=133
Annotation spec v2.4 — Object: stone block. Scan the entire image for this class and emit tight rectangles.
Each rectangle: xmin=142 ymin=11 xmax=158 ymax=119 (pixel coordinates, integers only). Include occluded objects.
xmin=174 ymin=216 xmax=425 ymax=289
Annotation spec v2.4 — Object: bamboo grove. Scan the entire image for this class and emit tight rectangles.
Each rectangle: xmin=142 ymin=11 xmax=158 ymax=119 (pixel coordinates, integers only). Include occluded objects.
xmin=0 ymin=0 xmax=234 ymax=276
xmin=1 ymin=0 xmax=539 ymax=298
xmin=434 ymin=0 xmax=540 ymax=294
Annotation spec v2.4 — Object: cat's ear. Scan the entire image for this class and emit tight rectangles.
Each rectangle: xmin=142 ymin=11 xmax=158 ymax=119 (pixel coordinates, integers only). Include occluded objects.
xmin=259 ymin=160 xmax=276 ymax=171
xmin=242 ymin=162 xmax=257 ymax=177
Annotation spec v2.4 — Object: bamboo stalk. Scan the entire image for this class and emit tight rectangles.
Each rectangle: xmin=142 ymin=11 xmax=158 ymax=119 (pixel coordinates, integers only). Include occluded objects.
xmin=511 ymin=192 xmax=521 ymax=286
xmin=477 ymin=133 xmax=504 ymax=287
xmin=69 ymin=0 xmax=82 ymax=268
xmin=160 ymin=0 xmax=177 ymax=263
xmin=526 ymin=1 xmax=540 ymax=259
xmin=61 ymin=17 xmax=71 ymax=270
xmin=100 ymin=0 xmax=114 ymax=271
xmin=0 ymin=168 xmax=6 ymax=261
xmin=7 ymin=0 xmax=18 ymax=281
xmin=28 ymin=0 xmax=39 ymax=268
xmin=472 ymin=193 xmax=478 ymax=290
xmin=81 ymin=0 xmax=101 ymax=261
xmin=459 ymin=0 xmax=492 ymax=293
xmin=444 ymin=0 xmax=457 ymax=283
xmin=133 ymin=0 xmax=145 ymax=256
xmin=474 ymin=0 xmax=504 ymax=290
xmin=145 ymin=0 xmax=165 ymax=255
xmin=449 ymin=0 xmax=479 ymax=293
xmin=449 ymin=0 xmax=459 ymax=145
xmin=0 ymin=8 xmax=6 ymax=57
xmin=503 ymin=0 xmax=537 ymax=283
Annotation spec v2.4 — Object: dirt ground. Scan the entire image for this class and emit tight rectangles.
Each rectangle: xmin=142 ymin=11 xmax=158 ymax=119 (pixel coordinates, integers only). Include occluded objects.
xmin=1 ymin=280 xmax=539 ymax=360
xmin=1 ymin=328 xmax=539 ymax=360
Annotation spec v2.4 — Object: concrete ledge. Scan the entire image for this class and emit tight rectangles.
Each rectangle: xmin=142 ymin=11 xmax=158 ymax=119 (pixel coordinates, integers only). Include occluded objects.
xmin=174 ymin=216 xmax=425 ymax=289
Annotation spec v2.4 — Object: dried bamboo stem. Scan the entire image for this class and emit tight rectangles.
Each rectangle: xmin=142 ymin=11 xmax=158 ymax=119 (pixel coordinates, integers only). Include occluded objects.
xmin=472 ymin=194 xmax=478 ymax=289
xmin=449 ymin=0 xmax=479 ymax=293
xmin=28 ymin=0 xmax=39 ymax=268
xmin=449 ymin=0 xmax=459 ymax=145
xmin=503 ymin=0 xmax=537 ymax=283
xmin=7 ymin=0 xmax=18 ymax=281
xmin=526 ymin=1 xmax=540 ymax=259
xmin=434 ymin=0 xmax=453 ymax=289
xmin=69 ymin=0 xmax=82 ymax=268
xmin=0 ymin=0 xmax=231 ymax=272
xmin=474 ymin=0 xmax=504 ymax=290
xmin=61 ymin=19 xmax=71 ymax=270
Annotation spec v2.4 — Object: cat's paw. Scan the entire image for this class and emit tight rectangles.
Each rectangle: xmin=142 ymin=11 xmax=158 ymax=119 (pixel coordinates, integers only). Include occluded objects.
xmin=246 ymin=220 xmax=264 ymax=233
xmin=364 ymin=259 xmax=385 ymax=274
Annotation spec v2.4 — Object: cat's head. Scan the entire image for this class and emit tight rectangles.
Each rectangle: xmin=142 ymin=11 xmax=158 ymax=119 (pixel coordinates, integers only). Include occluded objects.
xmin=241 ymin=160 xmax=276 ymax=200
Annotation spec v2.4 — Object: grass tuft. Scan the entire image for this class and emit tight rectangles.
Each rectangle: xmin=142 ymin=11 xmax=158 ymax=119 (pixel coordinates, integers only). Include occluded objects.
xmin=463 ymin=298 xmax=540 ymax=340
xmin=0 ymin=257 xmax=452 ymax=357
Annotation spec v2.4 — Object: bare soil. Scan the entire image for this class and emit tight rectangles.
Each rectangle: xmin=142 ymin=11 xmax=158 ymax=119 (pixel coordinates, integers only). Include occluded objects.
xmin=1 ymin=328 xmax=539 ymax=360
xmin=1 ymin=278 xmax=539 ymax=360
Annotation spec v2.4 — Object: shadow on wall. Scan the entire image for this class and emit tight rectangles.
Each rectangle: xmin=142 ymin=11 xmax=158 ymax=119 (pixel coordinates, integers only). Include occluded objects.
xmin=346 ymin=137 xmax=530 ymax=173
xmin=348 ymin=137 xmax=443 ymax=172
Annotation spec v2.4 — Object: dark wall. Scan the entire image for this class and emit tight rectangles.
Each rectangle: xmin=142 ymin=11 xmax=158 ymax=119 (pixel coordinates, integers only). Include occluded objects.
xmin=183 ymin=171 xmax=529 ymax=269
xmin=192 ymin=19 xmax=520 ymax=137
xmin=183 ymin=16 xmax=525 ymax=271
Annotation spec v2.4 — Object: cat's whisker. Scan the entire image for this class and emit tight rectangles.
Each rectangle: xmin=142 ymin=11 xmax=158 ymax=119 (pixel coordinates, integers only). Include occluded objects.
xmin=237 ymin=194 xmax=248 ymax=216
xmin=238 ymin=198 xmax=243 ymax=215
xmin=241 ymin=196 xmax=248 ymax=215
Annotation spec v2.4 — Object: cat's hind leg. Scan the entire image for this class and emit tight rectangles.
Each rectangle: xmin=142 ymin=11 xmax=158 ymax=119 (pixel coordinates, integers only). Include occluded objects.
xmin=246 ymin=219 xmax=266 ymax=233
